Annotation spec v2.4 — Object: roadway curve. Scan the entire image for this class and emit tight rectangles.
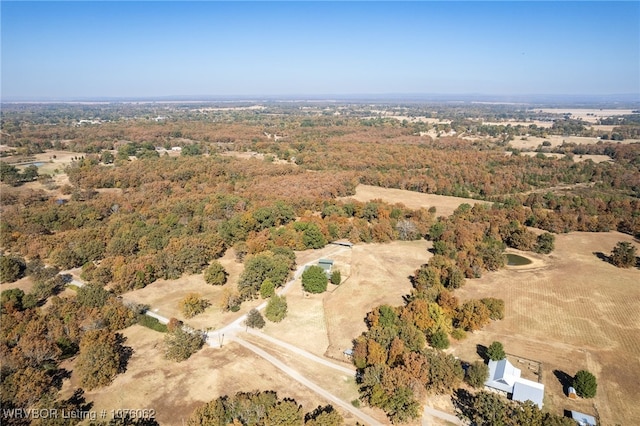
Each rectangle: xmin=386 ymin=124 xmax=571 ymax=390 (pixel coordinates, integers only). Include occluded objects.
xmin=229 ymin=335 xmax=383 ymax=426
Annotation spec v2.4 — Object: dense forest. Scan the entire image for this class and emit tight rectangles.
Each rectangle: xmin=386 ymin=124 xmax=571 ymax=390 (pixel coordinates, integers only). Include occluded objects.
xmin=1 ymin=102 xmax=639 ymax=424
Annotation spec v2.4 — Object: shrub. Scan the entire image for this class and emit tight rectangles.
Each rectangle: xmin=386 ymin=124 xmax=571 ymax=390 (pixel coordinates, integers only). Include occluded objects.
xmin=302 ymin=265 xmax=328 ymax=294
xmin=265 ymin=295 xmax=287 ymax=322
xmin=573 ymin=370 xmax=597 ymax=398
xmin=204 ymin=261 xmax=227 ymax=285
xmin=180 ymin=293 xmax=211 ymax=318
xmin=428 ymin=330 xmax=450 ymax=350
xmin=138 ymin=315 xmax=168 ymax=332
xmin=246 ymin=308 xmax=265 ymax=329
xmin=451 ymin=328 xmax=467 ymax=341
xmin=330 ymin=270 xmax=341 ymax=285
xmin=486 ymin=341 xmax=505 ymax=361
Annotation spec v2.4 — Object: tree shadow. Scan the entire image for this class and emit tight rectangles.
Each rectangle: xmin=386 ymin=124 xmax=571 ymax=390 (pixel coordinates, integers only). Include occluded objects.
xmin=66 ymin=388 xmax=93 ymax=413
xmin=51 ymin=368 xmax=72 ymax=389
xmin=477 ymin=344 xmax=489 ymax=363
xmin=553 ymin=369 xmax=573 ymax=396
xmin=116 ymin=333 xmax=134 ymax=374
xmin=592 ymin=251 xmax=610 ymax=264
xmin=451 ymin=388 xmax=473 ymax=422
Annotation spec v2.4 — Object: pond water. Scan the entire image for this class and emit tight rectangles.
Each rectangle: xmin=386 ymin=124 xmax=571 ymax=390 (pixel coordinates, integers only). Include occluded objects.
xmin=22 ymin=161 xmax=45 ymax=167
xmin=505 ymin=253 xmax=533 ymax=266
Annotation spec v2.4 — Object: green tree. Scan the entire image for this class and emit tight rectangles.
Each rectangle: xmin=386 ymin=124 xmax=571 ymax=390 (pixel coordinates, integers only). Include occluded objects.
xmin=246 ymin=308 xmax=266 ymax=329
xmin=486 ymin=341 xmax=506 ymax=361
xmin=204 ymin=261 xmax=228 ymax=285
xmin=76 ymin=283 xmax=111 ymax=308
xmin=330 ymin=270 xmax=341 ymax=285
xmin=265 ymin=295 xmax=288 ymax=322
xmin=164 ymin=327 xmax=205 ymax=362
xmin=573 ymin=369 xmax=597 ymax=398
xmin=302 ymin=266 xmax=328 ymax=294
xmin=75 ymin=330 xmax=126 ymax=390
xmin=1 ymin=288 xmax=25 ymax=311
xmin=468 ymin=391 xmax=508 ymax=426
xmin=260 ymin=279 xmax=276 ymax=298
xmin=180 ymin=293 xmax=211 ymax=318
xmin=238 ymin=251 xmax=291 ymax=300
xmin=0 ymin=255 xmax=26 ymax=283
xmin=535 ymin=232 xmax=555 ymax=254
xmin=610 ymin=241 xmax=637 ymax=268
xmin=465 ymin=361 xmax=489 ymax=388
xmin=302 ymin=223 xmax=327 ymax=249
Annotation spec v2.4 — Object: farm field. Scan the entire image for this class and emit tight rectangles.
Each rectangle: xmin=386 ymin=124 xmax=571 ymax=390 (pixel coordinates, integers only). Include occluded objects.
xmin=450 ymin=231 xmax=640 ymax=425
xmin=537 ymin=108 xmax=637 ymax=123
xmin=342 ymin=184 xmax=488 ymax=217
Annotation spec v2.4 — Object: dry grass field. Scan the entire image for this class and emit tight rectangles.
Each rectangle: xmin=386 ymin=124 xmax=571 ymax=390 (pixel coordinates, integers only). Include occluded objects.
xmin=59 ymin=325 xmax=355 ymax=425
xmin=342 ymin=184 xmax=488 ymax=217
xmin=509 ymin=135 xmax=639 ymax=151
xmin=537 ymin=109 xmax=637 ymax=123
xmin=261 ymin=240 xmax=430 ymax=360
xmin=450 ymin=231 xmax=640 ymax=425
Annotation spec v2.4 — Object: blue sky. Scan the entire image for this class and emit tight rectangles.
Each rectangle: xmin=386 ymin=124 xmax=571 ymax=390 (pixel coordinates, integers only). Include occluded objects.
xmin=2 ymin=1 xmax=639 ymax=99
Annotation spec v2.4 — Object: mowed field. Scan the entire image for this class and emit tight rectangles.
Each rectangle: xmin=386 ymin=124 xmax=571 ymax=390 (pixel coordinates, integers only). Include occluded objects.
xmin=451 ymin=231 xmax=640 ymax=424
xmin=342 ymin=184 xmax=489 ymax=217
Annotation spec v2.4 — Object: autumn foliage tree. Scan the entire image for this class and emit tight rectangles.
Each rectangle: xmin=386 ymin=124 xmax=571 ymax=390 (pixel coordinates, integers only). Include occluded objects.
xmin=75 ymin=330 xmax=127 ymax=390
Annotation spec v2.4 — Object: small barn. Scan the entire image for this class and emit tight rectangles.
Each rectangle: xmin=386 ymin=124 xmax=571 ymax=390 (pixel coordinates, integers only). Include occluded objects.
xmin=318 ymin=259 xmax=334 ymax=274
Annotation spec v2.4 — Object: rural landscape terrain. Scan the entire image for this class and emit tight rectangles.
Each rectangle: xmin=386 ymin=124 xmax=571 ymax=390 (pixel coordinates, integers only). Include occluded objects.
xmin=1 ymin=100 xmax=639 ymax=426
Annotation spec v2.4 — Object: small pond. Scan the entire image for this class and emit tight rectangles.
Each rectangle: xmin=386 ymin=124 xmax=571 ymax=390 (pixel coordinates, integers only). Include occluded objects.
xmin=505 ymin=253 xmax=533 ymax=266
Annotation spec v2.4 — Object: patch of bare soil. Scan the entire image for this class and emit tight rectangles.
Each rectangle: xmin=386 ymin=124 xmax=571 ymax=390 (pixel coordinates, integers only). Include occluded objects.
xmin=59 ymin=325 xmax=343 ymax=425
xmin=342 ymin=184 xmax=488 ymax=218
xmin=0 ymin=275 xmax=35 ymax=294
xmin=449 ymin=231 xmax=640 ymax=425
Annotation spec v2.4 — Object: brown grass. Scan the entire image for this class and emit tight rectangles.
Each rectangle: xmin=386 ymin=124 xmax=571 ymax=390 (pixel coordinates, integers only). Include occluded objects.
xmin=342 ymin=184 xmax=488 ymax=217
xmin=450 ymin=231 xmax=640 ymax=424
xmin=59 ymin=325 xmax=350 ymax=425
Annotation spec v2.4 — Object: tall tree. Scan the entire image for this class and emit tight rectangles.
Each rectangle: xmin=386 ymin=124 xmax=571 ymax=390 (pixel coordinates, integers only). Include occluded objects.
xmin=75 ymin=330 xmax=126 ymax=390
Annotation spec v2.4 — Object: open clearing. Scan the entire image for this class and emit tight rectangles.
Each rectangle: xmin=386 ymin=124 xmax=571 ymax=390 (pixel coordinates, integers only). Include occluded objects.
xmin=509 ymin=134 xmax=640 ymax=151
xmin=59 ymin=325 xmax=359 ymax=425
xmin=450 ymin=231 xmax=640 ymax=424
xmin=342 ymin=184 xmax=488 ymax=217
xmin=537 ymin=108 xmax=637 ymax=123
